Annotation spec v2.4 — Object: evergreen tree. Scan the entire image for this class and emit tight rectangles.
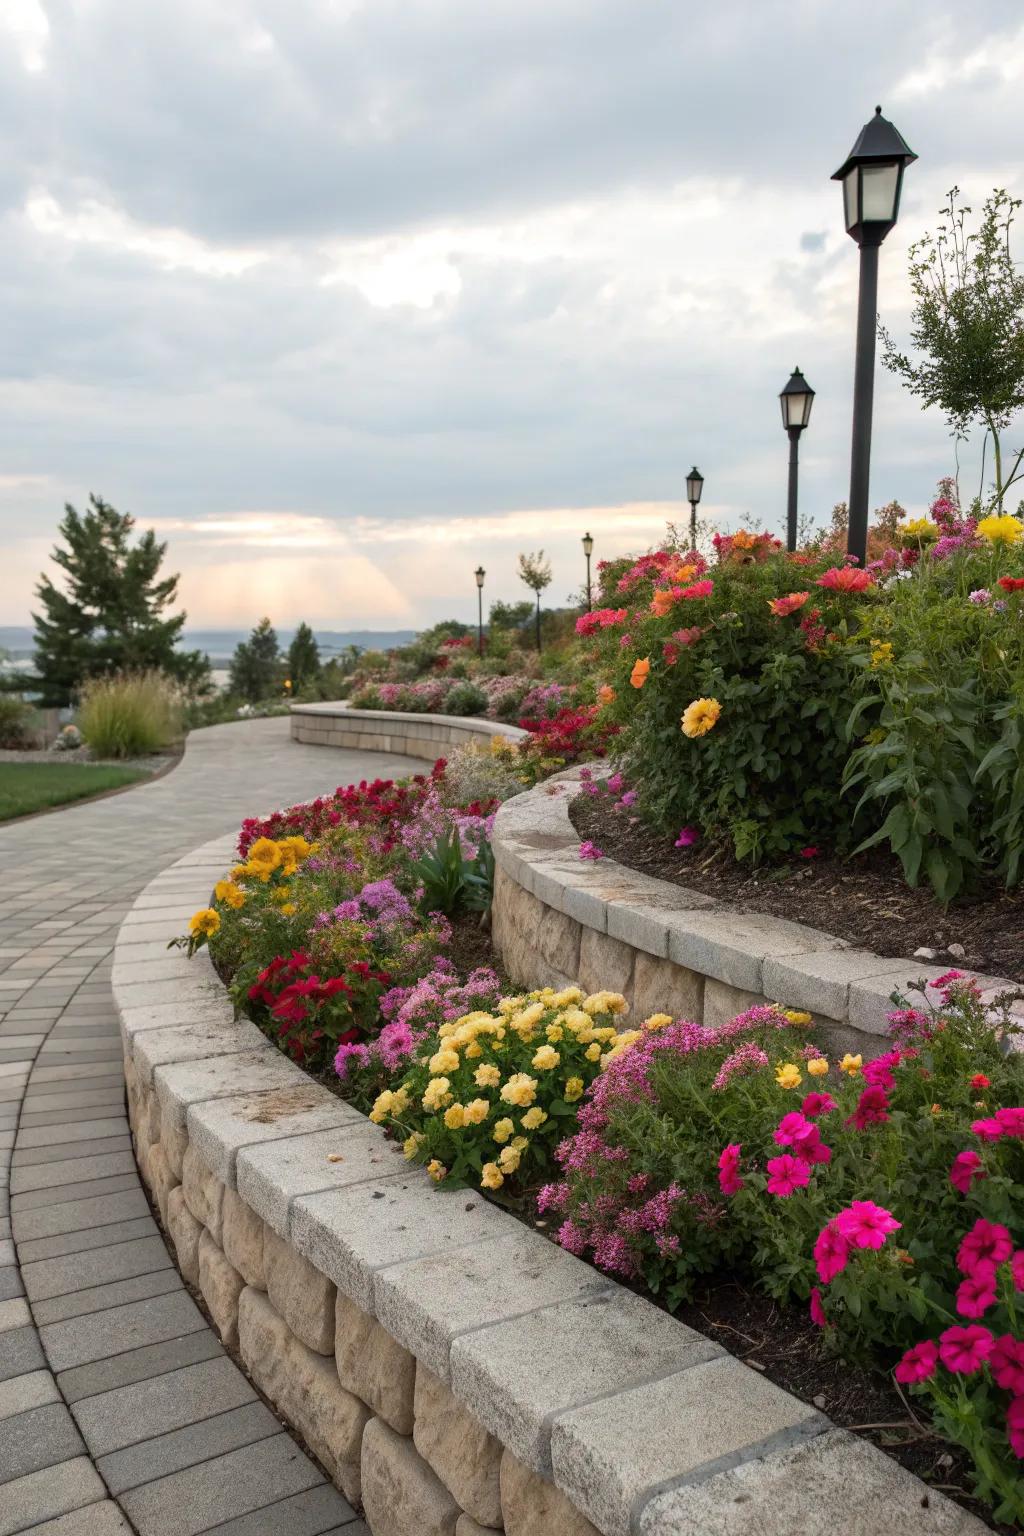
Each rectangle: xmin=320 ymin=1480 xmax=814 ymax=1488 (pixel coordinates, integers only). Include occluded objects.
xmin=287 ymin=622 xmax=322 ymax=693
xmin=229 ymin=618 xmax=281 ymax=703
xmin=32 ymin=495 xmax=210 ymax=706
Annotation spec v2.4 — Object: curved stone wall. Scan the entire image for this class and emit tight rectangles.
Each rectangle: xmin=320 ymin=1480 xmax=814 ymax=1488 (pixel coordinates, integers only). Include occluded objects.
xmin=113 ymin=833 xmax=987 ymax=1536
xmin=290 ymin=702 xmax=527 ymax=761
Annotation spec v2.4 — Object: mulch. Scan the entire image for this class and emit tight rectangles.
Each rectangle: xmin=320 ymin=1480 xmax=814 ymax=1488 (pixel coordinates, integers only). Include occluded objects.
xmin=570 ymin=795 xmax=1024 ymax=986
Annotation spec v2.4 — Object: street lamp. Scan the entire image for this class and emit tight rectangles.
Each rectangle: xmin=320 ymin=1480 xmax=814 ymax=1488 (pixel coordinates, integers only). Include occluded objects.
xmin=474 ymin=566 xmax=485 ymax=656
xmin=581 ymin=531 xmax=594 ymax=611
xmin=833 ymin=105 xmax=917 ymax=566
xmin=686 ymin=467 xmax=704 ymax=549
xmin=779 ymin=367 xmax=815 ymax=552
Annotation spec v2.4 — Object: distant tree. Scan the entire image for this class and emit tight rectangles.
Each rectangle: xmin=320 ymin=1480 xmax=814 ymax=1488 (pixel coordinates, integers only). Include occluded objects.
xmin=489 ymin=599 xmax=533 ymax=632
xmin=32 ymin=495 xmax=210 ymax=707
xmin=880 ymin=187 xmax=1024 ymax=509
xmin=287 ymin=622 xmax=321 ymax=694
xmin=229 ymin=618 xmax=281 ymax=703
xmin=517 ymin=551 xmax=553 ymax=652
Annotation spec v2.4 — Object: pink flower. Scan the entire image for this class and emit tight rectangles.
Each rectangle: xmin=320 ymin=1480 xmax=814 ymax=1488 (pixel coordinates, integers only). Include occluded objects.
xmin=957 ymin=1218 xmax=1013 ymax=1276
xmin=816 ymin=565 xmax=874 ymax=592
xmin=674 ymin=826 xmax=700 ymax=848
xmin=809 ymin=1287 xmax=827 ymax=1328
xmin=894 ymin=1339 xmax=938 ymax=1385
xmin=956 ymin=1267 xmax=998 ymax=1319
xmin=1008 ymin=1398 xmax=1024 ymax=1459
xmin=835 ymin=1201 xmax=901 ymax=1250
xmin=996 ymin=1107 xmax=1024 ymax=1138
xmin=774 ymin=1112 xmax=814 ymax=1147
xmin=578 ymin=841 xmax=604 ymax=861
xmin=938 ymin=1324 xmax=994 ymax=1374
xmin=606 ymin=773 xmax=624 ymax=794
xmin=847 ymin=1085 xmax=891 ymax=1130
xmin=680 ymin=579 xmax=714 ymax=599
xmin=717 ymin=1143 xmax=744 ymax=1196
xmin=1013 ymin=1252 xmax=1024 ymax=1293
xmin=991 ymin=1335 xmax=1024 ymax=1395
xmin=765 ymin=1154 xmax=811 ymax=1197
xmin=972 ymin=1117 xmax=1005 ymax=1142
xmin=949 ymin=1149 xmax=986 ymax=1195
xmin=801 ymin=1091 xmax=836 ymax=1119
xmin=798 ymin=846 xmax=821 ymax=859
xmin=814 ymin=1221 xmax=850 ymax=1283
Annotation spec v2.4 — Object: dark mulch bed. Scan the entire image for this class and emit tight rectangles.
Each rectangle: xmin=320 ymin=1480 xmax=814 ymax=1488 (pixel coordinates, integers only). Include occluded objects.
xmin=570 ymin=794 xmax=1024 ymax=986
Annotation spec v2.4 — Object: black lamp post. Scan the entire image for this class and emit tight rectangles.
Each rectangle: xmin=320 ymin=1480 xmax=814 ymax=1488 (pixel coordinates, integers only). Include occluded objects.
xmin=474 ymin=566 xmax=485 ymax=656
xmin=686 ymin=467 xmax=704 ymax=549
xmin=779 ymin=367 xmax=815 ymax=552
xmin=833 ymin=106 xmax=917 ymax=567
xmin=581 ymin=531 xmax=594 ymax=611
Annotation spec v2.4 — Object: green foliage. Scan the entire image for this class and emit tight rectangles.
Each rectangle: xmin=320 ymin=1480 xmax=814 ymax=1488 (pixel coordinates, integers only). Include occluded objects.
xmin=880 ymin=188 xmax=1024 ymax=508
xmin=518 ymin=550 xmax=553 ymax=653
xmin=0 ymin=694 xmax=37 ymax=748
xmin=412 ymin=826 xmax=494 ymax=917
xmin=442 ymin=680 xmax=487 ymax=717
xmin=32 ymin=495 xmax=210 ymax=707
xmin=77 ymin=671 xmax=183 ymax=758
xmin=228 ymin=617 xmax=281 ymax=703
xmin=489 ymin=599 xmax=533 ymax=631
xmin=286 ymin=622 xmax=321 ymax=693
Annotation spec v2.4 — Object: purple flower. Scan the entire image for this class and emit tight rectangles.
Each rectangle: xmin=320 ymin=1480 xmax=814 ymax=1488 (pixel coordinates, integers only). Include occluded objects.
xmin=579 ymin=841 xmax=604 ymax=861
xmin=674 ymin=826 xmax=700 ymax=848
xmin=617 ymin=790 xmax=638 ymax=808
xmin=969 ymin=588 xmax=991 ymax=605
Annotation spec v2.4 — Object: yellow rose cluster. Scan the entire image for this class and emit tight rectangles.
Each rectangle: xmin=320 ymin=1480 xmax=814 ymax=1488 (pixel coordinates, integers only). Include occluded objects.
xmin=369 ymin=986 xmax=632 ymax=1191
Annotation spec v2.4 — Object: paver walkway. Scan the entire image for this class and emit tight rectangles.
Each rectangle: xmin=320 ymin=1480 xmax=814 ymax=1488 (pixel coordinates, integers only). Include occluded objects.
xmin=0 ymin=719 xmax=422 ymax=1535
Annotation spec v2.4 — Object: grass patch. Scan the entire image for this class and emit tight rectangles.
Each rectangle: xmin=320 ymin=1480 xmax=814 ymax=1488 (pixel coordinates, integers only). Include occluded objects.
xmin=0 ymin=762 xmax=149 ymax=822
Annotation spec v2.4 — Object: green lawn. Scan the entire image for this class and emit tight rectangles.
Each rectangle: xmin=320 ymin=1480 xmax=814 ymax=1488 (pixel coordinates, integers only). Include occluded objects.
xmin=0 ymin=762 xmax=149 ymax=822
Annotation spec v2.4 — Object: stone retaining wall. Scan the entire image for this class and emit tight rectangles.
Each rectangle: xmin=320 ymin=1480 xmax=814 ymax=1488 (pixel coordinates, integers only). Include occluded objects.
xmin=290 ymin=702 xmax=527 ymax=762
xmin=491 ymin=767 xmax=1019 ymax=1060
xmin=114 ymin=836 xmax=986 ymax=1536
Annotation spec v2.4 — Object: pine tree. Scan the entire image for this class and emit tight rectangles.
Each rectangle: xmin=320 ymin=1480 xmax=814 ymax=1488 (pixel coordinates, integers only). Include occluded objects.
xmin=287 ymin=622 xmax=322 ymax=694
xmin=229 ymin=618 xmax=281 ymax=703
xmin=32 ymin=495 xmax=210 ymax=706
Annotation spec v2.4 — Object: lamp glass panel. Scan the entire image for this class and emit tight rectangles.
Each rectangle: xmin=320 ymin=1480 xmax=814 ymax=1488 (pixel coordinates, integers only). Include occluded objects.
xmin=686 ymin=475 xmax=703 ymax=504
xmin=792 ymin=390 xmax=812 ymax=428
xmin=861 ymin=163 xmax=899 ymax=223
xmin=843 ymin=168 xmax=859 ymax=231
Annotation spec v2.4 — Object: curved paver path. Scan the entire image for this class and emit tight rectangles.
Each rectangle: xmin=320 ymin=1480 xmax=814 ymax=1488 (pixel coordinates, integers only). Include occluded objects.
xmin=0 ymin=718 xmax=422 ymax=1536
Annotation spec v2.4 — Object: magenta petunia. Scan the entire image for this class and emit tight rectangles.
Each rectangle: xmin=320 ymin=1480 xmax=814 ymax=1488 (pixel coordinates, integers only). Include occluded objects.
xmin=774 ymin=1111 xmax=813 ymax=1147
xmin=957 ymin=1217 xmax=1013 ymax=1276
xmin=835 ymin=1201 xmax=901 ymax=1250
xmin=972 ymin=1117 xmax=1005 ymax=1142
xmin=809 ymin=1287 xmax=827 ymax=1328
xmin=674 ymin=826 xmax=700 ymax=848
xmin=1008 ymin=1398 xmax=1024 ymax=1460
xmin=949 ymin=1149 xmax=986 ymax=1195
xmin=1014 ymin=1252 xmax=1024 ymax=1293
xmin=996 ymin=1107 xmax=1024 ymax=1138
xmin=991 ymin=1335 xmax=1024 ymax=1396
xmin=765 ymin=1154 xmax=811 ymax=1197
xmin=717 ymin=1142 xmax=743 ymax=1196
xmin=846 ymin=1085 xmax=891 ymax=1131
xmin=939 ymin=1324 xmax=994 ymax=1374
xmin=814 ymin=1222 xmax=850 ymax=1283
xmin=956 ymin=1267 xmax=998 ymax=1319
xmin=894 ymin=1339 xmax=938 ymax=1385
xmin=801 ymin=1091 xmax=836 ymax=1119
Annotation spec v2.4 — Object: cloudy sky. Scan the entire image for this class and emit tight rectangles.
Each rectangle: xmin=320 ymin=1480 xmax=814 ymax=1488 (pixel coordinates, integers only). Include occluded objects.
xmin=2 ymin=1 xmax=1022 ymax=631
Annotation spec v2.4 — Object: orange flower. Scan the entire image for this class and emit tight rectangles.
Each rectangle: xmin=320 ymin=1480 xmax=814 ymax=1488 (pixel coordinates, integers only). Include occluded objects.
xmin=650 ymin=588 xmax=679 ymax=617
xmin=816 ymin=566 xmax=874 ymax=593
xmin=630 ymin=657 xmax=651 ymax=689
xmin=731 ymin=529 xmax=759 ymax=550
xmin=668 ymin=562 xmax=697 ymax=584
xmin=597 ymin=684 xmax=616 ymax=706
xmin=768 ymin=591 xmax=810 ymax=617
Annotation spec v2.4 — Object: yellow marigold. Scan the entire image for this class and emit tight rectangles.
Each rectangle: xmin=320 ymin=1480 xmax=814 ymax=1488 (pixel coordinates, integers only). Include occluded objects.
xmin=369 ymin=1090 xmax=395 ymax=1124
xmin=512 ymin=1002 xmax=545 ymax=1031
xmin=585 ymin=1043 xmax=602 ymax=1062
xmin=189 ymin=908 xmax=220 ymax=938
xmin=582 ymin=991 xmax=628 ymax=1017
xmin=839 ymin=1053 xmax=862 ymax=1077
xmin=230 ymin=864 xmax=249 ymax=882
xmin=464 ymin=1041 xmax=483 ymax=1059
xmin=403 ymin=1132 xmax=424 ymax=1159
xmin=492 ymin=1118 xmax=515 ymax=1144
xmin=681 ymin=697 xmax=722 ymax=739
xmin=463 ymin=1098 xmax=490 ymax=1126
xmin=443 ymin=1103 xmax=466 ymax=1130
xmin=550 ymin=986 xmax=583 ymax=1007
xmin=429 ymin=1048 xmax=460 ymax=1076
xmin=976 ymin=513 xmax=1023 ymax=545
xmin=775 ymin=1062 xmax=802 ymax=1090
xmin=214 ymin=880 xmax=245 ymax=910
xmin=498 ymin=1145 xmax=522 ymax=1174
xmin=422 ymin=1077 xmax=452 ymax=1113
xmin=642 ymin=1013 xmax=673 ymax=1032
xmin=500 ymin=1073 xmax=538 ymax=1108
xmin=564 ymin=1076 xmax=585 ymax=1102
xmin=481 ymin=1162 xmax=504 ymax=1190
xmin=532 ymin=1045 xmax=560 ymax=1071
xmin=521 ymin=1107 xmax=547 ymax=1131
xmin=630 ymin=656 xmax=651 ymax=689
xmin=426 ymin=1159 xmax=447 ymax=1183
xmin=391 ymin=1087 xmax=410 ymax=1115
xmin=807 ymin=1057 xmax=829 ymax=1077
xmin=246 ymin=837 xmax=283 ymax=872
xmin=870 ymin=642 xmax=893 ymax=669
xmin=783 ymin=1010 xmax=812 ymax=1026
xmin=474 ymin=1063 xmax=501 ymax=1089
xmin=214 ymin=879 xmax=233 ymax=903
xmin=497 ymin=996 xmax=524 ymax=1015
xmin=546 ymin=1024 xmax=564 ymax=1043
xmin=280 ymin=903 xmax=297 ymax=917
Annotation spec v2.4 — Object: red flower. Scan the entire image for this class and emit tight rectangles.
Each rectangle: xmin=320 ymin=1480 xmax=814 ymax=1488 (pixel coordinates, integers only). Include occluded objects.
xmin=949 ymin=1149 xmax=986 ymax=1195
xmin=894 ymin=1339 xmax=938 ymax=1384
xmin=1014 ymin=1252 xmax=1024 ymax=1293
xmin=680 ymin=579 xmax=714 ymax=599
xmin=816 ymin=565 xmax=874 ymax=592
xmin=938 ymin=1324 xmax=993 ymax=1374
xmin=998 ymin=575 xmax=1024 ymax=593
xmin=798 ymin=846 xmax=821 ymax=860
xmin=996 ymin=1107 xmax=1024 ymax=1137
xmin=957 ymin=1218 xmax=1013 ymax=1276
xmin=768 ymin=591 xmax=810 ymax=617
xmin=970 ymin=1073 xmax=991 ymax=1091
xmin=847 ymin=1085 xmax=891 ymax=1130
xmin=972 ymin=1116 xmax=1005 ymax=1142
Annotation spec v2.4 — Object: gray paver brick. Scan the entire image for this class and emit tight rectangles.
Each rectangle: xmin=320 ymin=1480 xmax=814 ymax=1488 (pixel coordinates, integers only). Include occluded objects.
xmin=10 ymin=1151 xmax=137 ymax=1192
xmin=201 ymin=1485 xmax=359 ymax=1536
xmin=33 ymin=1266 xmax=182 ymax=1326
xmin=72 ymin=1355 xmax=256 ymax=1455
xmin=11 ymin=1188 xmax=150 ymax=1242
xmin=23 ymin=1235 xmax=172 ymax=1302
xmin=0 ymin=1399 xmax=86 ymax=1484
xmin=18 ymin=1215 xmax=159 ymax=1264
xmin=41 ymin=1289 xmax=206 ymax=1371
xmin=12 ymin=1173 xmax=141 ymax=1212
xmin=0 ymin=1456 xmax=106 ymax=1536
xmin=119 ymin=1431 xmax=326 ymax=1536
xmin=0 ymin=1368 xmax=60 ymax=1421
xmin=58 ymin=1329 xmax=224 ymax=1404
xmin=97 ymin=1399 xmax=279 ymax=1493
xmin=0 ymin=1323 xmax=46 ymax=1382
xmin=26 ymin=1503 xmax=133 ymax=1534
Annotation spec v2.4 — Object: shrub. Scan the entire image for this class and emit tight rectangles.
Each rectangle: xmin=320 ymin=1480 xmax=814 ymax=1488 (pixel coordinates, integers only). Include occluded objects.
xmin=368 ymin=986 xmax=631 ymax=1190
xmin=77 ymin=671 xmax=182 ymax=757
xmin=440 ymin=740 xmax=531 ymax=806
xmin=442 ymin=680 xmax=488 ymax=717
xmin=0 ymin=694 xmax=37 ymax=748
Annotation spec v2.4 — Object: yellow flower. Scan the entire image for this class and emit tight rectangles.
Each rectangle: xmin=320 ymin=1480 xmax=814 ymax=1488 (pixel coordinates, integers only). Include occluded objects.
xmin=546 ymin=1024 xmax=564 ymax=1043
xmin=585 ymin=1043 xmax=602 ymax=1061
xmin=896 ymin=517 xmax=939 ymax=543
xmin=500 ymin=1074 xmax=538 ymax=1108
xmin=601 ymin=1029 xmax=642 ymax=1068
xmin=807 ymin=1058 xmax=829 ymax=1077
xmin=443 ymin=1103 xmax=466 ymax=1130
xmin=481 ymin=1162 xmax=504 ymax=1190
xmin=839 ymin=1053 xmax=862 ymax=1077
xmin=422 ymin=1077 xmax=452 ymax=1113
xmin=464 ymin=1040 xmax=483 ymax=1059
xmin=403 ymin=1132 xmax=424 ymax=1159
xmin=642 ymin=1013 xmax=673 ymax=1032
xmin=474 ymin=1064 xmax=501 ymax=1089
xmin=775 ymin=1063 xmax=802 ymax=1090
xmin=498 ymin=1145 xmax=522 ymax=1174
xmin=976 ymin=513 xmax=1023 ymax=545
xmin=681 ymin=697 xmax=722 ymax=738
xmin=512 ymin=1002 xmax=545 ymax=1031
xmin=564 ymin=1076 xmax=585 ymax=1102
xmin=550 ymin=986 xmax=583 ymax=1007
xmin=493 ymin=1118 xmax=515 ymax=1144
xmin=229 ymin=864 xmax=249 ymax=882
xmin=783 ymin=1010 xmax=812 ymax=1026
xmin=463 ymin=1098 xmax=489 ymax=1125
xmin=582 ymin=991 xmax=628 ymax=1017
xmin=532 ymin=1045 xmax=560 ymax=1071
xmin=369 ymin=1090 xmax=395 ymax=1124
xmin=279 ymin=903 xmax=297 ymax=917
xmin=189 ymin=908 xmax=220 ymax=938
xmin=521 ymin=1107 xmax=547 ymax=1131
xmin=246 ymin=837 xmax=283 ymax=873
xmin=429 ymin=1048 xmax=460 ymax=1076
xmin=426 ymin=1159 xmax=447 ymax=1183
xmin=869 ymin=642 xmax=893 ymax=669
